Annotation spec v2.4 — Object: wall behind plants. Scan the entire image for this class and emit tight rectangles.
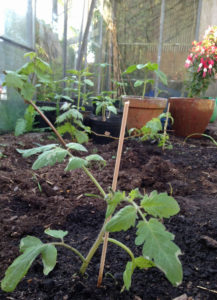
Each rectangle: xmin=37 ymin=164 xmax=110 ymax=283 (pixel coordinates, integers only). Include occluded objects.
xmin=0 ymin=0 xmax=35 ymax=134
xmin=0 ymin=42 xmax=29 ymax=134
xmin=115 ymin=0 xmax=199 ymax=96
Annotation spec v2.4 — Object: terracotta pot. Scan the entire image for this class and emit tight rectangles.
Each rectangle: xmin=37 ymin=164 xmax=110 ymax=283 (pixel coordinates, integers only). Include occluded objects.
xmin=168 ymin=97 xmax=215 ymax=137
xmin=122 ymin=95 xmax=167 ymax=130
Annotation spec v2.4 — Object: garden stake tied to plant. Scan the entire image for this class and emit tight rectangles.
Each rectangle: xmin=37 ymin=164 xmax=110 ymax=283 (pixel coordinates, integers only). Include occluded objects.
xmin=97 ymin=101 xmax=130 ymax=287
xmin=1 ymin=91 xmax=183 ymax=293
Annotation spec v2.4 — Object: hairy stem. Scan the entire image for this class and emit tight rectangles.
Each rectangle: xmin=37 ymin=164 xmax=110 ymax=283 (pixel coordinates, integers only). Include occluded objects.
xmin=132 ymin=201 xmax=147 ymax=223
xmin=27 ymin=99 xmax=108 ymax=274
xmin=80 ymin=224 xmax=106 ymax=274
xmin=51 ymin=242 xmax=86 ymax=263
xmin=82 ymin=166 xmax=106 ymax=197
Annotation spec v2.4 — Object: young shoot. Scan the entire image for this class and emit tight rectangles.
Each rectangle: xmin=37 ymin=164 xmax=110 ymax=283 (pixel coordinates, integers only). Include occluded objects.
xmin=129 ymin=112 xmax=174 ymax=149
xmin=123 ymin=62 xmax=168 ymax=98
xmin=1 ymin=142 xmax=182 ymax=293
xmin=56 ymin=102 xmax=90 ymax=144
xmin=91 ymin=91 xmax=118 ymax=122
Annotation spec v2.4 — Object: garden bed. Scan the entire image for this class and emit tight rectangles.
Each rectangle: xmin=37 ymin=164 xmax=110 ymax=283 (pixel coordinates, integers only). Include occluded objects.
xmin=0 ymin=127 xmax=217 ymax=300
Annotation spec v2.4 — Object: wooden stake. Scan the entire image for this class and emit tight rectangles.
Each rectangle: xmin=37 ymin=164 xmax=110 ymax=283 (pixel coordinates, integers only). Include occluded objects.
xmin=97 ymin=101 xmax=129 ymax=287
xmin=162 ymin=102 xmax=170 ymax=151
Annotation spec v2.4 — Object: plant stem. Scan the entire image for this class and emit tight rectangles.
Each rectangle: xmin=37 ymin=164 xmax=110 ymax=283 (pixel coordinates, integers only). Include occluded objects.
xmin=28 ymin=99 xmax=108 ymax=274
xmin=77 ymin=74 xmax=81 ymax=110
xmin=51 ymin=242 xmax=86 ymax=263
xmin=142 ymin=72 xmax=147 ymax=98
xmin=102 ymin=105 xmax=106 ymax=122
xmin=80 ymin=224 xmax=106 ymax=274
xmin=132 ymin=201 xmax=147 ymax=223
xmin=107 ymin=238 xmax=135 ymax=262
xmin=82 ymin=166 xmax=106 ymax=197
xmin=28 ymin=100 xmax=106 ymax=198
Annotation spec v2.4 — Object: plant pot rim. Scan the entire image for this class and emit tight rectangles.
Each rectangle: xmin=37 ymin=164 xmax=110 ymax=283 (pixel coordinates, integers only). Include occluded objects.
xmin=169 ymin=97 xmax=215 ymax=101
xmin=122 ymin=95 xmax=167 ymax=109
xmin=122 ymin=95 xmax=167 ymax=102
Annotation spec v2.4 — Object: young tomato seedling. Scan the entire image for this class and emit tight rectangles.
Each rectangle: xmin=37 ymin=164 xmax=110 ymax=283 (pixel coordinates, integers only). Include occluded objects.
xmin=1 ymin=142 xmax=182 ymax=293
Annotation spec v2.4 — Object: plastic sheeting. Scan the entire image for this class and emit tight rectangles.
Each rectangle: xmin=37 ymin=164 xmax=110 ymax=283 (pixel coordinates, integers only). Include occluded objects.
xmin=0 ymin=0 xmax=34 ymax=134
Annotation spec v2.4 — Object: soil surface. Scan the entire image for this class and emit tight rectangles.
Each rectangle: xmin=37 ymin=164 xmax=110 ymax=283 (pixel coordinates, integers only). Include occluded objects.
xmin=0 ymin=125 xmax=217 ymax=300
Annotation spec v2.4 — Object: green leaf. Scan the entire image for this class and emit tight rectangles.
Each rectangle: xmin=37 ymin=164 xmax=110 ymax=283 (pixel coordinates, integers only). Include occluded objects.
xmin=41 ymin=244 xmax=57 ymax=275
xmin=154 ymin=69 xmax=168 ymax=86
xmin=66 ymin=142 xmax=87 ymax=152
xmin=21 ymin=81 xmax=35 ymax=100
xmin=67 ymin=69 xmax=79 ymax=75
xmin=134 ymin=80 xmax=144 ymax=87
xmin=74 ymin=130 xmax=89 ymax=144
xmin=96 ymin=102 xmax=104 ymax=115
xmin=145 ymin=118 xmax=162 ymax=133
xmin=107 ymin=105 xmax=117 ymax=114
xmin=56 ymin=109 xmax=83 ymax=123
xmin=128 ymin=188 xmax=143 ymax=201
xmin=17 ymin=61 xmax=35 ymax=75
xmin=20 ymin=236 xmax=42 ymax=253
xmin=105 ymin=191 xmax=125 ymax=218
xmin=57 ymin=123 xmax=74 ymax=136
xmin=35 ymin=57 xmax=52 ymax=73
xmin=85 ymin=154 xmax=105 ymax=163
xmin=145 ymin=62 xmax=158 ymax=71
xmin=82 ymin=71 xmax=93 ymax=77
xmin=123 ymin=261 xmax=134 ymax=290
xmin=136 ymin=64 xmax=146 ymax=70
xmin=32 ymin=148 xmax=68 ymax=170
xmin=65 ymin=156 xmax=86 ymax=171
xmin=36 ymin=70 xmax=52 ymax=83
xmin=123 ymin=65 xmax=137 ymax=74
xmin=145 ymin=79 xmax=155 ymax=86
xmin=123 ymin=257 xmax=154 ymax=291
xmin=141 ymin=191 xmax=180 ymax=218
xmin=24 ymin=105 xmax=35 ymax=132
xmin=106 ymin=205 xmax=137 ymax=232
xmin=135 ymin=219 xmax=182 ymax=286
xmin=4 ymin=71 xmax=24 ymax=89
xmin=15 ymin=118 xmax=26 ymax=136
xmin=16 ymin=144 xmax=57 ymax=157
xmin=134 ymin=256 xmax=155 ymax=269
xmin=40 ymin=106 xmax=56 ymax=112
xmin=61 ymin=95 xmax=73 ymax=102
xmin=84 ymin=79 xmax=94 ymax=86
xmin=24 ymin=52 xmax=36 ymax=60
xmin=45 ymin=229 xmax=68 ymax=239
xmin=1 ymin=244 xmax=46 ymax=292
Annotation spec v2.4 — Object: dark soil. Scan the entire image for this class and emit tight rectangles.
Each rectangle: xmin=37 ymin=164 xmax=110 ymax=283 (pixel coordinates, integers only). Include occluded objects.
xmin=0 ymin=126 xmax=217 ymax=300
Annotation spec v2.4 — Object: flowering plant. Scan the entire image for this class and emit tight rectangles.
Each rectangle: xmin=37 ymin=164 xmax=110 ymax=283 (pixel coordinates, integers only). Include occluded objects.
xmin=185 ymin=25 xmax=217 ymax=97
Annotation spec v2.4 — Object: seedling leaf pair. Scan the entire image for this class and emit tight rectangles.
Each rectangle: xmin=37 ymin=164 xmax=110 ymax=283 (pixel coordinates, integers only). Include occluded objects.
xmin=1 ymin=236 xmax=57 ymax=292
xmin=17 ymin=143 xmax=104 ymax=171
